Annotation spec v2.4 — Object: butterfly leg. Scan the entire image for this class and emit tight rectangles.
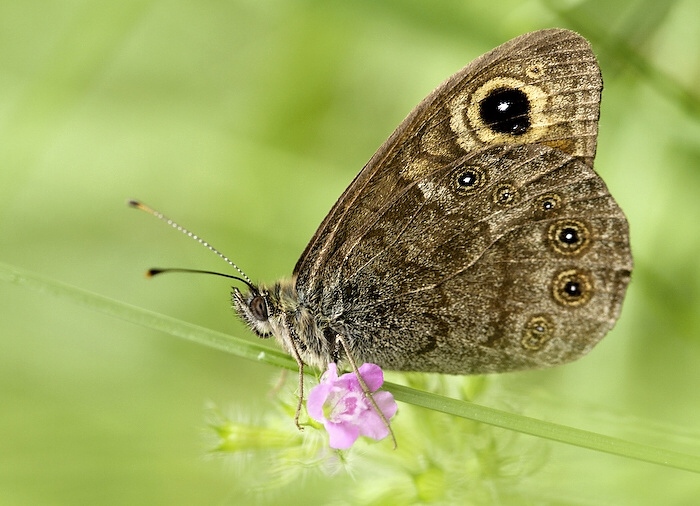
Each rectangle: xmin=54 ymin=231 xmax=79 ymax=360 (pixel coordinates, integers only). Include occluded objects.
xmin=286 ymin=318 xmax=306 ymax=431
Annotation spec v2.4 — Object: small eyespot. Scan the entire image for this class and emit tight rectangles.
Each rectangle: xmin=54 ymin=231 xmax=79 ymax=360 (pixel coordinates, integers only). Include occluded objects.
xmin=479 ymin=87 xmax=531 ymax=135
xmin=493 ymin=184 xmax=517 ymax=206
xmin=547 ymin=219 xmax=590 ymax=256
xmin=535 ymin=193 xmax=561 ymax=213
xmin=521 ymin=315 xmax=554 ymax=350
xmin=453 ymin=164 xmax=486 ymax=195
xmin=525 ymin=62 xmax=545 ymax=79
xmin=552 ymin=269 xmax=593 ymax=307
xmin=249 ymin=295 xmax=269 ymax=321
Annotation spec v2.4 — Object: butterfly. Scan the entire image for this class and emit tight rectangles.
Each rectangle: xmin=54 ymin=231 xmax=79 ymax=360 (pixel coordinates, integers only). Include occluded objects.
xmin=134 ymin=28 xmax=632 ymax=431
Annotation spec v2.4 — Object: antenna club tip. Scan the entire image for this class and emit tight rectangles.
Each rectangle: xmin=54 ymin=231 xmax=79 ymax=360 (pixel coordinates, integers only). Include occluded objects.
xmin=128 ymin=199 xmax=157 ymax=215
xmin=146 ymin=268 xmax=162 ymax=278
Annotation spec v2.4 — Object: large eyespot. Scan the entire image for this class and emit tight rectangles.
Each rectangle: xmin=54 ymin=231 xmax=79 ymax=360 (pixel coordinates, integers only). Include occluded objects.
xmin=521 ymin=315 xmax=554 ymax=350
xmin=548 ymin=219 xmax=590 ymax=256
xmin=552 ymin=269 xmax=593 ymax=307
xmin=450 ymin=77 xmax=548 ymax=153
xmin=453 ymin=164 xmax=486 ymax=195
xmin=479 ymin=87 xmax=531 ymax=135
xmin=249 ymin=295 xmax=269 ymax=321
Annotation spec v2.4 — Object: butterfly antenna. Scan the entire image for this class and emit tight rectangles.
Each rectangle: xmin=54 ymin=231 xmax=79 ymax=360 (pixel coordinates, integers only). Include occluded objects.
xmin=128 ymin=199 xmax=254 ymax=287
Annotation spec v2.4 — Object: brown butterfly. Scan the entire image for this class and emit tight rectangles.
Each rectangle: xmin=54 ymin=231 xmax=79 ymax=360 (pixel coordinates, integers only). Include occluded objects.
xmin=135 ymin=28 xmax=632 ymax=428
xmin=234 ymin=28 xmax=631 ymax=378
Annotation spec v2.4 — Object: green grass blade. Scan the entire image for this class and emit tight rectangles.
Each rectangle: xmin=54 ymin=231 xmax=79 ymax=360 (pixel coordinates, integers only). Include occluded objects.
xmin=3 ymin=260 xmax=699 ymax=474
xmin=0 ymin=261 xmax=296 ymax=372
xmin=387 ymin=383 xmax=700 ymax=474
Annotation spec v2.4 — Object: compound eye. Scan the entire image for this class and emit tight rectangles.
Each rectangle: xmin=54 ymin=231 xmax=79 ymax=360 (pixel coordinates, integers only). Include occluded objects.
xmin=249 ymin=295 xmax=268 ymax=321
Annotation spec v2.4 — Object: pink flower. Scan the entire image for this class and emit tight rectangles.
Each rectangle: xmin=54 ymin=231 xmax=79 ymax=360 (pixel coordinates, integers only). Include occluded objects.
xmin=307 ymin=363 xmax=398 ymax=449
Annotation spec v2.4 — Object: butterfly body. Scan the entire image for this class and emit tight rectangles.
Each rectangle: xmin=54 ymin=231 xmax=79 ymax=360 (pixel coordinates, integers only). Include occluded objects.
xmin=233 ymin=28 xmax=632 ymax=376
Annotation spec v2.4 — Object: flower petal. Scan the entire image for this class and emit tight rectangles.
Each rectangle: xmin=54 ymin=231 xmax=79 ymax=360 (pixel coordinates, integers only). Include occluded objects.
xmin=326 ymin=421 xmax=360 ymax=450
xmin=307 ymin=382 xmax=332 ymax=421
xmin=373 ymin=390 xmax=398 ymax=419
xmin=357 ymin=363 xmax=385 ymax=392
xmin=322 ymin=362 xmax=339 ymax=382
xmin=356 ymin=391 xmax=397 ymax=439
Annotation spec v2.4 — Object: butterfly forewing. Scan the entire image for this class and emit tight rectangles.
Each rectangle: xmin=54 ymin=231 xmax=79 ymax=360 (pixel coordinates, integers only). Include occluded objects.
xmin=295 ymin=29 xmax=602 ymax=296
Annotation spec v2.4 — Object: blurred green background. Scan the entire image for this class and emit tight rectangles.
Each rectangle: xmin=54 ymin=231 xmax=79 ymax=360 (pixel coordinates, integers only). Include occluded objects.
xmin=1 ymin=0 xmax=700 ymax=504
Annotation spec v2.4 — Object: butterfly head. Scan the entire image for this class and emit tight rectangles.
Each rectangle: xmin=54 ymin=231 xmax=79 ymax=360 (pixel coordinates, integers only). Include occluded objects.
xmin=232 ymin=284 xmax=274 ymax=338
